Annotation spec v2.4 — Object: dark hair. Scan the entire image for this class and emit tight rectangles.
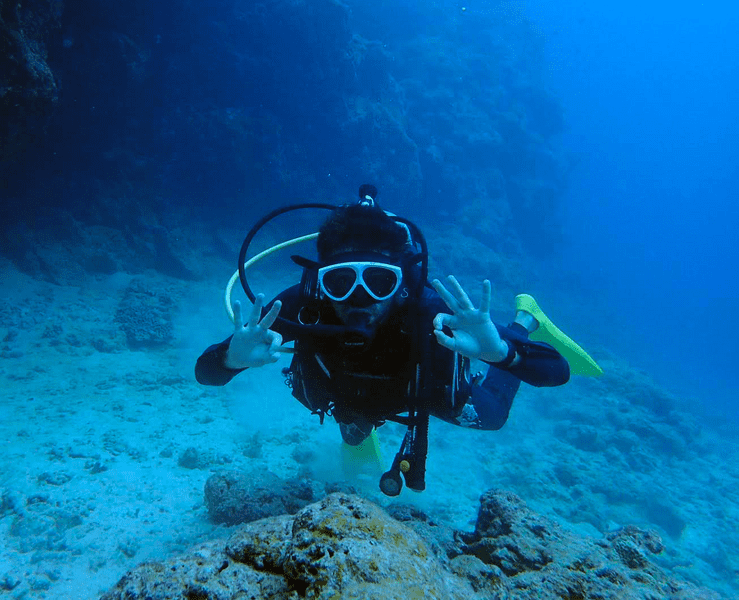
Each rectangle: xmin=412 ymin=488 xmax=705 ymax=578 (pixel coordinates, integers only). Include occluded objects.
xmin=317 ymin=205 xmax=409 ymax=262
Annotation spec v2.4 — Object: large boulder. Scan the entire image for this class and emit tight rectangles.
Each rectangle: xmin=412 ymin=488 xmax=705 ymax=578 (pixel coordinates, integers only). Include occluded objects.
xmin=101 ymin=489 xmax=721 ymax=600
xmin=101 ymin=493 xmax=477 ymax=600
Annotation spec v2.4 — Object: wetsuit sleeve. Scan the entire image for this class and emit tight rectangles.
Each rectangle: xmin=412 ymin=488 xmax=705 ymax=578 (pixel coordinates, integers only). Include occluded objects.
xmin=194 ymin=286 xmax=300 ymax=386
xmin=195 ymin=336 xmax=246 ymax=386
xmin=423 ymin=289 xmax=570 ymax=387
xmin=468 ymin=324 xmax=570 ymax=430
xmin=492 ymin=323 xmax=570 ymax=387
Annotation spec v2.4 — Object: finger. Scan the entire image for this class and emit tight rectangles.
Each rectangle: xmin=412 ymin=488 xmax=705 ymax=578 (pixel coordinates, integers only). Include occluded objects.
xmin=433 ymin=329 xmax=456 ymax=351
xmin=232 ymin=301 xmax=244 ymax=330
xmin=447 ymin=275 xmax=474 ymax=310
xmin=433 ymin=312 xmax=454 ymax=331
xmin=480 ymin=280 xmax=492 ymax=314
xmin=431 ymin=278 xmax=460 ymax=312
xmin=267 ymin=332 xmax=283 ymax=362
xmin=267 ymin=331 xmax=283 ymax=353
xmin=259 ymin=300 xmax=282 ymax=330
xmin=248 ymin=294 xmax=264 ymax=328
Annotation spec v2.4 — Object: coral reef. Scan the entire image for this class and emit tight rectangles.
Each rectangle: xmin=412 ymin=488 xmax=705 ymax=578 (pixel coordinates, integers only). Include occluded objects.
xmin=2 ymin=0 xmax=566 ymax=269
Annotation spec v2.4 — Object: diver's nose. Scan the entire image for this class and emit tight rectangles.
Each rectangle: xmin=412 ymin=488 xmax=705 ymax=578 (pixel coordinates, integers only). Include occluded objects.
xmin=346 ymin=285 xmax=376 ymax=308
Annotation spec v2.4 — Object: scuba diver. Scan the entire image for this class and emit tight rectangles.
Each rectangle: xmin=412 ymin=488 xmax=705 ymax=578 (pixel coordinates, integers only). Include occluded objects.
xmin=195 ymin=184 xmax=601 ymax=496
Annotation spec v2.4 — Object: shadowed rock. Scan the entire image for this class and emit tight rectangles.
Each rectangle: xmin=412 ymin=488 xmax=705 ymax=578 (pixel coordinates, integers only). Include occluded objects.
xmin=459 ymin=489 xmax=719 ymax=599
xmin=204 ymin=470 xmax=314 ymax=526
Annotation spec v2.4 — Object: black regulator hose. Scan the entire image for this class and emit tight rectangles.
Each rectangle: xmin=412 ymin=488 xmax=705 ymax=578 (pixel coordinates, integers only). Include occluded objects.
xmin=238 ymin=203 xmax=337 ymax=302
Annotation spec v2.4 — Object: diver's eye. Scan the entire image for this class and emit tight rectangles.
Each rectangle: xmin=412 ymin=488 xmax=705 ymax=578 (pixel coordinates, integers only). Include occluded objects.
xmin=322 ymin=268 xmax=357 ymax=298
xmin=363 ymin=267 xmax=399 ymax=297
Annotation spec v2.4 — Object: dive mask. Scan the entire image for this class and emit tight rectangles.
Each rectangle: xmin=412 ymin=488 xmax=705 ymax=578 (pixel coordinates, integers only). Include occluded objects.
xmin=318 ymin=261 xmax=403 ymax=302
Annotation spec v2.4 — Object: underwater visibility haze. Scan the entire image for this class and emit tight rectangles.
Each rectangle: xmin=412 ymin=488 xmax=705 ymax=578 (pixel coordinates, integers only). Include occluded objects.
xmin=525 ymin=0 xmax=739 ymax=423
xmin=0 ymin=0 xmax=737 ymax=598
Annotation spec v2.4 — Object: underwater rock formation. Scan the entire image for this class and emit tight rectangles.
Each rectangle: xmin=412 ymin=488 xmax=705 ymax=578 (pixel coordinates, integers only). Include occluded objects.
xmin=115 ymin=279 xmax=175 ymax=349
xmin=101 ymin=493 xmax=475 ymax=600
xmin=204 ymin=470 xmax=314 ymax=526
xmin=0 ymin=0 xmax=60 ymax=164
xmin=458 ymin=489 xmax=717 ymax=599
xmin=101 ymin=490 xmax=720 ymax=600
xmin=2 ymin=0 xmax=566 ymax=267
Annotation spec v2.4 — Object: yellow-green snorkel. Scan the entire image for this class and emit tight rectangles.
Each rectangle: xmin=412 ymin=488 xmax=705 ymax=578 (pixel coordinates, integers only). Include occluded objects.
xmin=227 ymin=202 xmax=338 ymax=340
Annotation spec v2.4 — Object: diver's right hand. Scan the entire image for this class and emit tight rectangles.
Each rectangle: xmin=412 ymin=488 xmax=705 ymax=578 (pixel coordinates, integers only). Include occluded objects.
xmin=224 ymin=295 xmax=283 ymax=369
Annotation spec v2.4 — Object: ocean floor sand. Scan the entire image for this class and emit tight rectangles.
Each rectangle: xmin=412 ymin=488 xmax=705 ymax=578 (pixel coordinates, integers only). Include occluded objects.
xmin=1 ymin=259 xmax=737 ymax=598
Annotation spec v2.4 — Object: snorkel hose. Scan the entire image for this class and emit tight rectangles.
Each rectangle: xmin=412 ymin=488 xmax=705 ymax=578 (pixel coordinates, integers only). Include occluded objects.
xmin=224 ymin=232 xmax=318 ymax=322
xmin=236 ymin=203 xmax=336 ymax=306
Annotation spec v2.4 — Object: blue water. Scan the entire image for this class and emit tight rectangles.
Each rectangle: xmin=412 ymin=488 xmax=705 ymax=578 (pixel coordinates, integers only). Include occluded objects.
xmin=2 ymin=1 xmax=738 ymax=597
xmin=522 ymin=0 xmax=739 ymax=422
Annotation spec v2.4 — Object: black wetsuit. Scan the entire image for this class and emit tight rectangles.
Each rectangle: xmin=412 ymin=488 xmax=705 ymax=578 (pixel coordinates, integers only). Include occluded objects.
xmin=196 ymin=285 xmax=570 ymax=431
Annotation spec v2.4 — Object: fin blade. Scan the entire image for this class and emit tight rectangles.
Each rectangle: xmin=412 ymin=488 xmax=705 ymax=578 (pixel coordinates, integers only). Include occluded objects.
xmin=341 ymin=429 xmax=384 ymax=475
xmin=516 ymin=294 xmax=604 ymax=377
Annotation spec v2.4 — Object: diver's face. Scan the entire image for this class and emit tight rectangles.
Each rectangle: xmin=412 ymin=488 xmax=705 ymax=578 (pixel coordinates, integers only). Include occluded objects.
xmin=331 ymin=291 xmax=396 ymax=328
xmin=321 ymin=252 xmax=401 ymax=328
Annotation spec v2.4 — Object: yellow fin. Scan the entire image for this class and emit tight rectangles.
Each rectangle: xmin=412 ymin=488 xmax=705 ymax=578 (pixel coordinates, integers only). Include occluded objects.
xmin=341 ymin=429 xmax=384 ymax=475
xmin=515 ymin=294 xmax=603 ymax=377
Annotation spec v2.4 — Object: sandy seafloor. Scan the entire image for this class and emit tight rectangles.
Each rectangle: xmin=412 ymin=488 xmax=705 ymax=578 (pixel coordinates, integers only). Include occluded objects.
xmin=1 ymin=254 xmax=738 ymax=599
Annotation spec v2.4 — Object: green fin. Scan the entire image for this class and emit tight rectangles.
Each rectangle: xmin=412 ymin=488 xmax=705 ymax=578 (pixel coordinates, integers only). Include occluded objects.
xmin=515 ymin=294 xmax=603 ymax=377
xmin=341 ymin=429 xmax=384 ymax=476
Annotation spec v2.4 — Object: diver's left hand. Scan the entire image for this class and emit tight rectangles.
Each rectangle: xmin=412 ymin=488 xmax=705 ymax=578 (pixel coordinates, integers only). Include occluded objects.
xmin=431 ymin=276 xmax=508 ymax=362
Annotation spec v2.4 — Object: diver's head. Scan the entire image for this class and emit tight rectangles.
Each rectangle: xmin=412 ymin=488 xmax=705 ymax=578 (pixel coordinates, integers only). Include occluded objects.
xmin=317 ymin=204 xmax=411 ymax=328
xmin=317 ymin=203 xmax=410 ymax=262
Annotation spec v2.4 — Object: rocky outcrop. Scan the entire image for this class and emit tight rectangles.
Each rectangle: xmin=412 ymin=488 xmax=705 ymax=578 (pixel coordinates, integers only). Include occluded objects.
xmin=101 ymin=490 xmax=721 ymax=600
xmin=458 ymin=489 xmax=718 ymax=599
xmin=115 ymin=279 xmax=176 ymax=349
xmin=204 ymin=470 xmax=315 ymax=526
xmin=101 ymin=493 xmax=477 ymax=600
xmin=0 ymin=0 xmax=60 ymax=164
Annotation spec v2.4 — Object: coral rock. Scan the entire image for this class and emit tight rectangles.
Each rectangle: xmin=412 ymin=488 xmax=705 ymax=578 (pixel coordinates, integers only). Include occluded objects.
xmin=102 ymin=493 xmax=476 ymax=600
xmin=101 ymin=489 xmax=722 ymax=600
